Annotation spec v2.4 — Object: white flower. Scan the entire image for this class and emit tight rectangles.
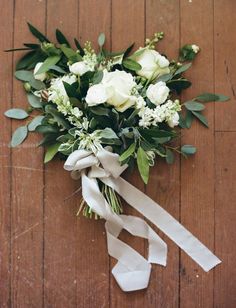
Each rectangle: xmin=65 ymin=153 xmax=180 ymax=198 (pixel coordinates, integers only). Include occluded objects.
xmin=146 ymin=81 xmax=169 ymax=105
xmin=85 ymin=69 xmax=137 ymax=112
xmin=33 ymin=62 xmax=47 ymax=81
xmin=167 ymin=112 xmax=180 ymax=128
xmin=69 ymin=61 xmax=90 ymax=76
xmin=192 ymin=44 xmax=200 ymax=54
xmin=85 ymin=84 xmax=108 ymax=106
xmin=134 ymin=48 xmax=170 ymax=80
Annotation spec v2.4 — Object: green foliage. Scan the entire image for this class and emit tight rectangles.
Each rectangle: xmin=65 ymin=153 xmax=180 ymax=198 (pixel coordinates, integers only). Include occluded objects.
xmin=5 ymin=108 xmax=28 ymax=119
xmin=44 ymin=143 xmax=60 ymax=163
xmin=56 ymin=29 xmax=70 ymax=47
xmin=137 ymin=147 xmax=150 ymax=184
xmin=27 ymin=22 xmax=50 ymax=43
xmin=181 ymin=145 xmax=197 ymax=155
xmin=122 ymin=58 xmax=142 ymax=71
xmin=11 ymin=126 xmax=28 ymax=147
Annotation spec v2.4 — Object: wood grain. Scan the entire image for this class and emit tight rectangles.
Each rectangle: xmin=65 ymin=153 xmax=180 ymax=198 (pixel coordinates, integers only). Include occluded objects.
xmin=0 ymin=1 xmax=14 ymax=306
xmin=10 ymin=0 xmax=46 ymax=306
xmin=0 ymin=0 xmax=236 ymax=307
xmin=180 ymin=1 xmax=215 ymax=307
xmin=214 ymin=0 xmax=236 ymax=131
xmin=214 ymin=132 xmax=236 ymax=308
xmin=145 ymin=1 xmax=180 ymax=307
xmin=44 ymin=1 xmax=79 ymax=307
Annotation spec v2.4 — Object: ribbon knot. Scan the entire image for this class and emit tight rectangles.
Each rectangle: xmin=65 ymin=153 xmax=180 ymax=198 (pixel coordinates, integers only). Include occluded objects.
xmin=64 ymin=147 xmax=221 ymax=292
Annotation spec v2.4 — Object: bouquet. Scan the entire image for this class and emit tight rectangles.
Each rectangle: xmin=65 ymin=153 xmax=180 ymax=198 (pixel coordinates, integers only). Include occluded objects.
xmin=5 ymin=23 xmax=228 ymax=292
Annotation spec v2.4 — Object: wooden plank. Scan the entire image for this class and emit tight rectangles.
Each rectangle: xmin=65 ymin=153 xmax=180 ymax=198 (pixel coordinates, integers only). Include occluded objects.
xmin=214 ymin=132 xmax=236 ymax=307
xmin=0 ymin=1 xmax=14 ymax=306
xmin=44 ymin=1 xmax=79 ymax=307
xmin=145 ymin=1 xmax=180 ymax=307
xmin=11 ymin=0 xmax=45 ymax=306
xmin=180 ymin=1 xmax=215 ymax=307
xmin=110 ymin=0 xmax=146 ymax=306
xmin=76 ymin=1 xmax=110 ymax=307
xmin=214 ymin=0 xmax=236 ymax=131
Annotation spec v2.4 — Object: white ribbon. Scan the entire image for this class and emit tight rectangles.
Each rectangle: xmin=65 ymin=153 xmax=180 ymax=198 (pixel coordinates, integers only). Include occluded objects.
xmin=64 ymin=147 xmax=221 ymax=292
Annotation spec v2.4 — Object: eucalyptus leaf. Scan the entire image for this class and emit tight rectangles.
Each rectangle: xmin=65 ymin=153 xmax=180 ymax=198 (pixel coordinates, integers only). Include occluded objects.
xmin=184 ymin=101 xmax=205 ymax=111
xmin=181 ymin=145 xmax=197 ymax=155
xmin=27 ymin=93 xmax=42 ymax=108
xmin=15 ymin=70 xmax=33 ymax=81
xmin=28 ymin=116 xmax=44 ymax=131
xmin=35 ymin=55 xmax=61 ymax=74
xmin=137 ymin=147 xmax=149 ymax=184
xmin=11 ymin=126 xmax=28 ymax=147
xmin=92 ymin=71 xmax=103 ymax=84
xmin=4 ymin=108 xmax=28 ymax=120
xmin=99 ymin=128 xmax=119 ymax=139
xmin=196 ymin=92 xmax=229 ymax=102
xmin=35 ymin=125 xmax=59 ymax=134
xmin=185 ymin=110 xmax=194 ymax=128
xmin=44 ymin=143 xmax=60 ymax=163
xmin=191 ymin=111 xmax=209 ymax=127
xmin=28 ymin=78 xmax=45 ymax=90
xmin=174 ymin=63 xmax=192 ymax=75
xmin=98 ymin=33 xmax=105 ymax=47
xmin=49 ymin=65 xmax=66 ymax=74
xmin=166 ymin=149 xmax=174 ymax=164
xmin=156 ymin=73 xmax=173 ymax=82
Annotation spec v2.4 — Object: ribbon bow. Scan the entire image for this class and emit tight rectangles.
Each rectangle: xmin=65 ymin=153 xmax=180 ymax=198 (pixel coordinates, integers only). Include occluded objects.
xmin=64 ymin=147 xmax=221 ymax=292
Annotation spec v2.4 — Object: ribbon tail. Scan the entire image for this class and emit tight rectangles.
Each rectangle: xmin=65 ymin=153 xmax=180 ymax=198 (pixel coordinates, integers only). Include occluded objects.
xmin=81 ymin=172 xmax=168 ymax=291
xmin=101 ymin=176 xmax=221 ymax=272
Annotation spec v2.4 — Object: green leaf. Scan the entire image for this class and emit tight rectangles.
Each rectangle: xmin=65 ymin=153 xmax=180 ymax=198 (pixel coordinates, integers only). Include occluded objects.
xmin=90 ymin=106 xmax=109 ymax=116
xmin=44 ymin=143 xmax=60 ymax=163
xmin=27 ymin=93 xmax=43 ymax=108
xmin=28 ymin=78 xmax=45 ymax=90
xmin=15 ymin=70 xmax=33 ymax=81
xmin=167 ymin=79 xmax=192 ymax=94
xmin=191 ymin=111 xmax=209 ymax=127
xmin=137 ymin=147 xmax=149 ymax=184
xmin=181 ymin=145 xmax=197 ymax=155
xmin=123 ymin=43 xmax=135 ymax=58
xmin=119 ymin=143 xmax=136 ymax=162
xmin=184 ymin=101 xmax=205 ymax=111
xmin=123 ymin=58 xmax=142 ymax=71
xmin=56 ymin=29 xmax=70 ymax=47
xmin=4 ymin=108 xmax=28 ymax=119
xmin=196 ymin=92 xmax=229 ymax=102
xmin=11 ymin=126 xmax=28 ymax=147
xmin=63 ymin=81 xmax=79 ymax=98
xmin=74 ymin=38 xmax=85 ymax=56
xmin=185 ymin=110 xmax=194 ymax=128
xmin=45 ymin=105 xmax=71 ymax=129
xmin=35 ymin=125 xmax=59 ymax=134
xmin=92 ymin=71 xmax=103 ymax=84
xmin=35 ymin=55 xmax=61 ymax=74
xmin=156 ymin=73 xmax=173 ymax=82
xmin=16 ymin=50 xmax=46 ymax=70
xmin=27 ymin=22 xmax=50 ymax=43
xmin=175 ymin=63 xmax=192 ymax=75
xmin=98 ymin=33 xmax=106 ymax=47
xmin=139 ymin=128 xmax=176 ymax=139
xmin=49 ymin=65 xmax=66 ymax=74
xmin=28 ymin=116 xmax=44 ymax=131
xmin=99 ymin=128 xmax=119 ymax=139
xmin=60 ymin=44 xmax=82 ymax=62
xmin=166 ymin=149 xmax=175 ymax=164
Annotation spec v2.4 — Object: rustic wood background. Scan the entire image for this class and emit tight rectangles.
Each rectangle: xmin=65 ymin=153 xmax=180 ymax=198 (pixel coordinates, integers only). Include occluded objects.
xmin=1 ymin=0 xmax=236 ymax=307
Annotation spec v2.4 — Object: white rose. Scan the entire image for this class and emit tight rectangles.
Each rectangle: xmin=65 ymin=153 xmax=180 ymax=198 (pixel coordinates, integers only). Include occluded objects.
xmin=85 ymin=84 xmax=108 ymax=106
xmin=69 ymin=61 xmax=90 ymax=76
xmin=85 ymin=69 xmax=137 ymax=112
xmin=102 ymin=70 xmax=137 ymax=112
xmin=146 ymin=81 xmax=169 ymax=105
xmin=134 ymin=48 xmax=170 ymax=80
xmin=33 ymin=62 xmax=47 ymax=81
xmin=168 ymin=112 xmax=180 ymax=128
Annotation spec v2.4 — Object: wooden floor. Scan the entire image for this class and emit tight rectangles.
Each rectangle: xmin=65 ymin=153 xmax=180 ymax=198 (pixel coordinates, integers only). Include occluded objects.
xmin=1 ymin=0 xmax=236 ymax=307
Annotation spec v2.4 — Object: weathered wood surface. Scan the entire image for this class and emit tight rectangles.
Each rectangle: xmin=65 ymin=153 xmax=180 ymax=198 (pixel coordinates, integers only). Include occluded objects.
xmin=0 ymin=0 xmax=235 ymax=307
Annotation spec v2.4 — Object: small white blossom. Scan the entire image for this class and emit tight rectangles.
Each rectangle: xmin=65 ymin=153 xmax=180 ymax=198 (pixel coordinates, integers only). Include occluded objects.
xmin=192 ymin=44 xmax=200 ymax=54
